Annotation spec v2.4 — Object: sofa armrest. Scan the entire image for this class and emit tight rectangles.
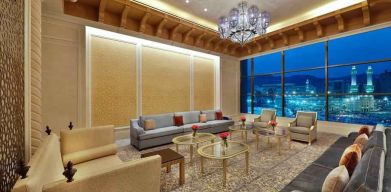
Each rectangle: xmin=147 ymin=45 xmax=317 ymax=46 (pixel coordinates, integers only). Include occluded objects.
xmin=42 ymin=155 xmax=162 ymax=192
xmin=223 ymin=116 xmax=232 ymax=120
xmin=130 ymin=119 xmax=145 ymax=139
xmin=289 ymin=119 xmax=297 ymax=127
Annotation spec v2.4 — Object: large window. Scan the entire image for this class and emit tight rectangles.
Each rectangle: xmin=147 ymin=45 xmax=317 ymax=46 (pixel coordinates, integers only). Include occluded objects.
xmin=240 ymin=27 xmax=391 ymax=126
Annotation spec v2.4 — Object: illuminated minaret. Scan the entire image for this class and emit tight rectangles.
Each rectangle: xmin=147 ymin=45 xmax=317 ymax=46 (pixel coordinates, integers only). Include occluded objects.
xmin=305 ymin=79 xmax=310 ymax=93
xmin=366 ymin=66 xmax=374 ymax=93
xmin=350 ymin=66 xmax=358 ymax=93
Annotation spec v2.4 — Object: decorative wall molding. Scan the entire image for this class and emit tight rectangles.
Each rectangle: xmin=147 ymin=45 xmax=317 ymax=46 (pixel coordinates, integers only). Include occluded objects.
xmin=85 ymin=27 xmax=220 ymax=127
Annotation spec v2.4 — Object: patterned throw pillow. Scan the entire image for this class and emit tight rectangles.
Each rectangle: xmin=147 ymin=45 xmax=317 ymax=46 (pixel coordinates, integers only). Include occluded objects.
xmin=199 ymin=114 xmax=207 ymax=123
xmin=339 ymin=144 xmax=362 ymax=176
xmin=216 ymin=111 xmax=223 ymax=120
xmin=358 ymin=126 xmax=371 ymax=137
xmin=174 ymin=115 xmax=184 ymax=126
xmin=322 ymin=165 xmax=350 ymax=192
xmin=353 ymin=134 xmax=368 ymax=150
xmin=143 ymin=119 xmax=156 ymax=130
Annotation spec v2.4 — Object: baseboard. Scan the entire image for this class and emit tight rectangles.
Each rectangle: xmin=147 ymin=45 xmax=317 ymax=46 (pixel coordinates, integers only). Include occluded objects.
xmin=114 ymin=126 xmax=130 ymax=140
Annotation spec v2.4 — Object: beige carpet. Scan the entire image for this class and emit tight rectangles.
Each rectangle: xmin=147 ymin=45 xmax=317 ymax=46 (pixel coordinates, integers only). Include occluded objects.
xmin=117 ymin=132 xmax=340 ymax=192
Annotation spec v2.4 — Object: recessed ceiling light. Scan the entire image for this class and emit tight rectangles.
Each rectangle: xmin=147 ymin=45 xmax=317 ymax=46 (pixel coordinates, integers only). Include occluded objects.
xmin=204 ymin=8 xmax=208 ymax=12
xmin=185 ymin=0 xmax=189 ymax=3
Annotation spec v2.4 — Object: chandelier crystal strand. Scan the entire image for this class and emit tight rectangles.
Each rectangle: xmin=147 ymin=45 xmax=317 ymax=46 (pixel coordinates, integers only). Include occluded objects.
xmin=218 ymin=1 xmax=270 ymax=46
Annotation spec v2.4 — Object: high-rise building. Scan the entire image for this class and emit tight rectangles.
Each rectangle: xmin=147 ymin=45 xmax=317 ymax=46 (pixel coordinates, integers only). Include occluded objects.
xmin=366 ymin=66 xmax=374 ymax=93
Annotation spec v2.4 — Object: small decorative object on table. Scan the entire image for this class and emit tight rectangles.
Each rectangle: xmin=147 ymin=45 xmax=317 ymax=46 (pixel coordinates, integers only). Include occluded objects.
xmin=191 ymin=125 xmax=199 ymax=138
xmin=219 ymin=132 xmax=230 ymax=148
xmin=16 ymin=159 xmax=30 ymax=179
xmin=240 ymin=116 xmax=246 ymax=127
xmin=63 ymin=161 xmax=77 ymax=182
xmin=68 ymin=122 xmax=74 ymax=130
xmin=45 ymin=126 xmax=51 ymax=135
xmin=268 ymin=120 xmax=278 ymax=132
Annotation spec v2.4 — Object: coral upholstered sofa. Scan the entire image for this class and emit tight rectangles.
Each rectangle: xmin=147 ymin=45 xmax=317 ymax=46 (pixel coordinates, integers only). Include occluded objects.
xmin=130 ymin=110 xmax=234 ymax=150
xmin=12 ymin=126 xmax=161 ymax=192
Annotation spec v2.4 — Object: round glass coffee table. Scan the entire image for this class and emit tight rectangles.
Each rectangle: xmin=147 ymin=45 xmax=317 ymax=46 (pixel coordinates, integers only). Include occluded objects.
xmin=253 ymin=126 xmax=291 ymax=155
xmin=229 ymin=124 xmax=253 ymax=143
xmin=197 ymin=141 xmax=249 ymax=187
xmin=172 ymin=133 xmax=216 ymax=162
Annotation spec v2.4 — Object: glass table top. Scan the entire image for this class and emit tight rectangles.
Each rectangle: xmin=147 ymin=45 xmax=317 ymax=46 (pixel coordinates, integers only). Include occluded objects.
xmin=254 ymin=127 xmax=288 ymax=137
xmin=172 ymin=133 xmax=216 ymax=145
xmin=197 ymin=141 xmax=249 ymax=159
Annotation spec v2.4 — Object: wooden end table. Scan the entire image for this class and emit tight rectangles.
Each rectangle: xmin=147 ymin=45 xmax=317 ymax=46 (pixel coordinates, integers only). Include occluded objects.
xmin=141 ymin=148 xmax=185 ymax=185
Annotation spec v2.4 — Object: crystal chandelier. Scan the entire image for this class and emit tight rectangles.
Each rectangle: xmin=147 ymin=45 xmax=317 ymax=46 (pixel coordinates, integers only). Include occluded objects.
xmin=218 ymin=1 xmax=271 ymax=45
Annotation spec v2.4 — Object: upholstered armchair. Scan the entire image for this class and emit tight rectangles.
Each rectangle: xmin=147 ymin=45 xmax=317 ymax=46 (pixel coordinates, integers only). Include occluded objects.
xmin=253 ymin=109 xmax=277 ymax=129
xmin=288 ymin=111 xmax=318 ymax=145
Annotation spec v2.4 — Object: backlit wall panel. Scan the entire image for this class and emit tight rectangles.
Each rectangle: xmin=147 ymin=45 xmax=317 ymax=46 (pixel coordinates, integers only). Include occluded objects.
xmin=194 ymin=56 xmax=215 ymax=110
xmin=142 ymin=46 xmax=191 ymax=115
xmin=91 ymin=36 xmax=137 ymax=127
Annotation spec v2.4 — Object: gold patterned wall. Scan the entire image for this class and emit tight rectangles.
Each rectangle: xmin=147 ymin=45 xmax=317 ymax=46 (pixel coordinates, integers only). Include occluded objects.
xmin=142 ymin=46 xmax=191 ymax=115
xmin=194 ymin=56 xmax=215 ymax=110
xmin=0 ymin=0 xmax=25 ymax=191
xmin=91 ymin=36 xmax=137 ymax=127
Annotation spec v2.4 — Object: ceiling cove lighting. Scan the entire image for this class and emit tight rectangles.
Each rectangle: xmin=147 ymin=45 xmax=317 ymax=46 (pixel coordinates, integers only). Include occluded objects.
xmin=218 ymin=1 xmax=270 ymax=46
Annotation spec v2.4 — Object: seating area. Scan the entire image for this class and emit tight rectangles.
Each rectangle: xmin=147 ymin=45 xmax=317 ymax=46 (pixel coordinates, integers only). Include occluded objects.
xmin=1 ymin=0 xmax=391 ymax=192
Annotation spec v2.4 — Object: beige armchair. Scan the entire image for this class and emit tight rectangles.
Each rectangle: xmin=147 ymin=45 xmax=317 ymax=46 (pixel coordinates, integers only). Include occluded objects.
xmin=288 ymin=111 xmax=318 ymax=145
xmin=253 ymin=109 xmax=277 ymax=129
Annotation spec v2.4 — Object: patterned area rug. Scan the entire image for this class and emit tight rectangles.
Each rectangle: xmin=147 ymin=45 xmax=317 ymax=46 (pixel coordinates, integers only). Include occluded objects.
xmin=116 ymin=132 xmax=340 ymax=192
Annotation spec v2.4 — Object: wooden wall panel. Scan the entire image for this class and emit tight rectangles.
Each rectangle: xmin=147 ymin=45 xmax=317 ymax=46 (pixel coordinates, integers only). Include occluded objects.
xmin=194 ymin=56 xmax=215 ymax=110
xmin=142 ymin=47 xmax=190 ymax=115
xmin=91 ymin=37 xmax=137 ymax=127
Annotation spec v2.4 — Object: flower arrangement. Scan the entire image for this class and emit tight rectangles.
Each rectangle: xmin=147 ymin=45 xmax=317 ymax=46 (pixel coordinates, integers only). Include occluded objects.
xmin=219 ymin=132 xmax=230 ymax=148
xmin=268 ymin=120 xmax=278 ymax=131
xmin=191 ymin=125 xmax=200 ymax=137
xmin=240 ymin=116 xmax=246 ymax=127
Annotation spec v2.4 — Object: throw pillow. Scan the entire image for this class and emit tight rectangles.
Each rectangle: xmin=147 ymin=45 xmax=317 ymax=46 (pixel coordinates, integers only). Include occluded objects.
xmin=358 ymin=126 xmax=371 ymax=137
xmin=144 ymin=119 xmax=156 ymax=130
xmin=339 ymin=144 xmax=362 ymax=176
xmin=321 ymin=165 xmax=350 ymax=192
xmin=297 ymin=116 xmax=313 ymax=128
xmin=216 ymin=111 xmax=223 ymax=120
xmin=174 ymin=115 xmax=184 ymax=126
xmin=199 ymin=114 xmax=207 ymax=123
xmin=353 ymin=134 xmax=368 ymax=150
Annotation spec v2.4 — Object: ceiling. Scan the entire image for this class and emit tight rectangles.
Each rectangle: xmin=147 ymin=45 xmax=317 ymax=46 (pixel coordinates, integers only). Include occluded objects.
xmin=134 ymin=0 xmax=365 ymax=31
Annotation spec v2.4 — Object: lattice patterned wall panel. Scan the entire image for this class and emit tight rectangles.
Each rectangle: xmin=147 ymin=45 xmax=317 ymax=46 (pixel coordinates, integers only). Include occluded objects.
xmin=0 ymin=0 xmax=25 ymax=191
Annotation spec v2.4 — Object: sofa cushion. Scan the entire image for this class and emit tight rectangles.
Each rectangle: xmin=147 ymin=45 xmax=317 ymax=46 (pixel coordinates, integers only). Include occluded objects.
xmin=343 ymin=147 xmax=384 ymax=192
xmin=384 ymin=129 xmax=391 ymax=192
xmin=322 ymin=165 xmax=349 ymax=192
xmin=144 ymin=119 xmax=156 ymax=130
xmin=297 ymin=116 xmax=313 ymax=128
xmin=61 ymin=125 xmax=115 ymax=155
xmin=73 ymin=155 xmax=123 ymax=179
xmin=174 ymin=111 xmax=200 ymax=124
xmin=182 ymin=123 xmax=210 ymax=132
xmin=199 ymin=114 xmax=207 ymax=123
xmin=289 ymin=126 xmax=310 ymax=134
xmin=261 ymin=110 xmax=275 ymax=122
xmin=339 ymin=144 xmax=362 ymax=176
xmin=140 ymin=113 xmax=174 ymax=129
xmin=139 ymin=126 xmax=183 ymax=140
xmin=62 ymin=144 xmax=117 ymax=165
xmin=282 ymin=164 xmax=331 ymax=192
xmin=362 ymin=130 xmax=386 ymax=154
xmin=174 ymin=116 xmax=184 ymax=126
xmin=254 ymin=121 xmax=268 ymax=128
xmin=201 ymin=110 xmax=217 ymax=121
xmin=314 ymin=138 xmax=350 ymax=169
xmin=206 ymin=120 xmax=234 ymax=128
xmin=353 ymin=133 xmax=368 ymax=150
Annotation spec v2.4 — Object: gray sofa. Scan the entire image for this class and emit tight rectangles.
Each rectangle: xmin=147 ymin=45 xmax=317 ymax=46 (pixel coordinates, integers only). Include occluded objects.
xmin=282 ymin=124 xmax=390 ymax=192
xmin=130 ymin=110 xmax=234 ymax=150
